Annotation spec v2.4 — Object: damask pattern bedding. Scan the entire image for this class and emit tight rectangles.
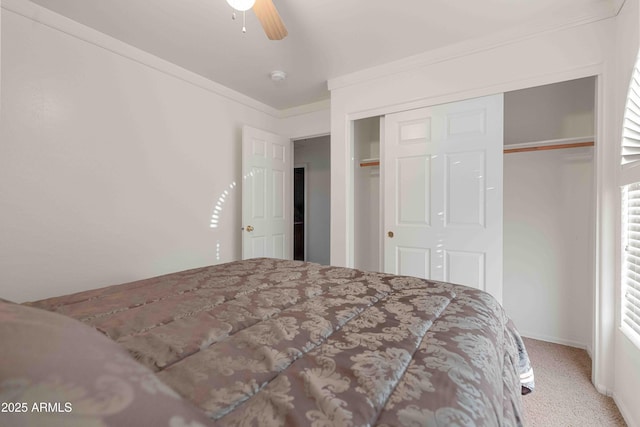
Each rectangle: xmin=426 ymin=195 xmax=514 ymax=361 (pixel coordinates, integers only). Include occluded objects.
xmin=27 ymin=258 xmax=532 ymax=426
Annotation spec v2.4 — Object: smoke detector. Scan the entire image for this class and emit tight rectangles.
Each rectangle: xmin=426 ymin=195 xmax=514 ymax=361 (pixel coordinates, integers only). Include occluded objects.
xmin=270 ymin=70 xmax=287 ymax=82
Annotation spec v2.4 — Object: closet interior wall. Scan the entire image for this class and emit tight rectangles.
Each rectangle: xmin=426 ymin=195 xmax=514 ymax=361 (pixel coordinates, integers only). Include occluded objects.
xmin=503 ymin=77 xmax=596 ymax=352
xmin=353 ymin=117 xmax=381 ymax=272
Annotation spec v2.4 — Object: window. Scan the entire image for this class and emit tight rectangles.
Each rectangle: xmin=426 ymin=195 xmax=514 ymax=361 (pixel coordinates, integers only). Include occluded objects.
xmin=622 ymin=56 xmax=640 ymax=166
xmin=621 ymin=52 xmax=640 ymax=345
xmin=623 ymin=184 xmax=640 ymax=338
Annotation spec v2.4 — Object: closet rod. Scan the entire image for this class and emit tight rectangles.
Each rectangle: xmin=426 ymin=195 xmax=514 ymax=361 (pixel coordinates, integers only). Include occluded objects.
xmin=504 ymin=141 xmax=594 ymax=154
xmin=359 ymin=142 xmax=594 ymax=164
xmin=360 ymin=160 xmax=380 ymax=167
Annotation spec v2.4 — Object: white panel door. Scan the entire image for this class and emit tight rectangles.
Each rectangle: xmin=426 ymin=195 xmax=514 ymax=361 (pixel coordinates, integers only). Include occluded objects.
xmin=383 ymin=94 xmax=503 ymax=301
xmin=242 ymin=125 xmax=292 ymax=260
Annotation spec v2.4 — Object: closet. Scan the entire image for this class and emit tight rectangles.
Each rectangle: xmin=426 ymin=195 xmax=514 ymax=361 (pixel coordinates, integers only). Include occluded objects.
xmin=352 ymin=76 xmax=595 ymax=351
xmin=353 ymin=117 xmax=382 ymax=272
xmin=503 ymin=77 xmax=595 ymax=351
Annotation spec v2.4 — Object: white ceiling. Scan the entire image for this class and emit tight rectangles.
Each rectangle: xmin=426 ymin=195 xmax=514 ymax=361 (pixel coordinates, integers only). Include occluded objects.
xmin=28 ymin=0 xmax=617 ymax=110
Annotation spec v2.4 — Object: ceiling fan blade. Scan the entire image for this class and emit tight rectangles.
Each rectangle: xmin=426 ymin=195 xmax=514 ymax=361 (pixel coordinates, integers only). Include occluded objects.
xmin=253 ymin=0 xmax=288 ymax=40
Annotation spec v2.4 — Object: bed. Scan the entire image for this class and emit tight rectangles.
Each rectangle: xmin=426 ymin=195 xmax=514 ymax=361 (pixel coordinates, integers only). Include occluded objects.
xmin=1 ymin=258 xmax=533 ymax=426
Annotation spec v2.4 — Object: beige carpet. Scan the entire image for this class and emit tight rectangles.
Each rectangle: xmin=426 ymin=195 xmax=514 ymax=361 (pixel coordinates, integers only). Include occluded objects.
xmin=521 ymin=338 xmax=626 ymax=426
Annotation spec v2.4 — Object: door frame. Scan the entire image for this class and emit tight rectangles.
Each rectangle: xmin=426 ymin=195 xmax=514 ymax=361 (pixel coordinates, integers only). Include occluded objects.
xmin=342 ymin=66 xmax=607 ymax=392
xmin=242 ymin=128 xmax=330 ymax=261
xmin=291 ymin=132 xmax=331 ymax=263
xmin=241 ymin=125 xmax=293 ymax=260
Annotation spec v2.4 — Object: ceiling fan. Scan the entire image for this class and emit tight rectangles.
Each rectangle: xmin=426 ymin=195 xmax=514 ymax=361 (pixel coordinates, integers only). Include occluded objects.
xmin=226 ymin=0 xmax=288 ymax=40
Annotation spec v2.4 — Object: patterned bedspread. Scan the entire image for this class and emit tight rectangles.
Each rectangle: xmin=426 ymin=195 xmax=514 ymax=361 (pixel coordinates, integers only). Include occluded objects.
xmin=29 ymin=258 xmax=532 ymax=426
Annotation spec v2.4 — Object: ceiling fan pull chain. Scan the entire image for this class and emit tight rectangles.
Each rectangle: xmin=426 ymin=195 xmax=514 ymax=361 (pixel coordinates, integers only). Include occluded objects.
xmin=242 ymin=10 xmax=247 ymax=33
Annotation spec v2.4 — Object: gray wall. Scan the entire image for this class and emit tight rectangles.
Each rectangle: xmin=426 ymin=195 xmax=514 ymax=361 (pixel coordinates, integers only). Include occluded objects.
xmin=294 ymin=136 xmax=331 ymax=265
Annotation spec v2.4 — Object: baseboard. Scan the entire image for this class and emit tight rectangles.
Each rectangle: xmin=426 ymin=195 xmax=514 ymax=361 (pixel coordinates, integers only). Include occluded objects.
xmin=595 ymin=382 xmax=614 ymax=397
xmin=585 ymin=343 xmax=593 ymax=359
xmin=613 ymin=392 xmax=639 ymax=427
xmin=520 ymin=331 xmax=588 ymax=351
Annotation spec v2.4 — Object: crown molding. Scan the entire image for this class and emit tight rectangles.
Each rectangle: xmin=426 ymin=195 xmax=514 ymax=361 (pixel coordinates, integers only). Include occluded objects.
xmin=328 ymin=1 xmax=617 ymax=92
xmin=612 ymin=0 xmax=627 ymax=15
xmin=2 ymin=0 xmax=281 ymax=118
xmin=278 ymin=98 xmax=330 ymax=119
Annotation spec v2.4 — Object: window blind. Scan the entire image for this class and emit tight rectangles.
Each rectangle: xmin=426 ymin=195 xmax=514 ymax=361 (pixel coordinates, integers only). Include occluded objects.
xmin=623 ymin=183 xmax=640 ymax=337
xmin=622 ymin=58 xmax=640 ymax=166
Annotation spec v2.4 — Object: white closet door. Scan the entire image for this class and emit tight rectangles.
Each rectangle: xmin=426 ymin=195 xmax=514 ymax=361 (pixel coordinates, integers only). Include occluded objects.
xmin=383 ymin=94 xmax=504 ymax=302
xmin=242 ymin=125 xmax=292 ymax=260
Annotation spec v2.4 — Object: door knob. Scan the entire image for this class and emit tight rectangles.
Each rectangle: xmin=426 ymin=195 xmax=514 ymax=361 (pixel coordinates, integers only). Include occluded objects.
xmin=388 ymin=231 xmax=394 ymax=238
xmin=246 ymin=225 xmax=254 ymax=232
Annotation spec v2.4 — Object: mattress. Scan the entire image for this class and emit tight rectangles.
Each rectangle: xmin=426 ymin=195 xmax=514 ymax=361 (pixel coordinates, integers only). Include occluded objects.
xmin=26 ymin=258 xmax=533 ymax=426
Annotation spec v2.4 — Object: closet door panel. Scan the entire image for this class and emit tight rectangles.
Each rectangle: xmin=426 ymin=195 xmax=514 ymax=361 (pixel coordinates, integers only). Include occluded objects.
xmin=399 ymin=119 xmax=432 ymax=143
xmin=445 ymin=151 xmax=485 ymax=228
xmin=396 ymin=156 xmax=431 ymax=225
xmin=445 ymin=250 xmax=485 ymax=290
xmin=397 ymin=247 xmax=430 ymax=279
xmin=383 ymin=94 xmax=503 ymax=302
xmin=445 ymin=109 xmax=487 ymax=138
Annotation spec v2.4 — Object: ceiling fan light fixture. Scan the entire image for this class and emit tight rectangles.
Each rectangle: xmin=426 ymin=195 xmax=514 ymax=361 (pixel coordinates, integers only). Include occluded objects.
xmin=226 ymin=0 xmax=255 ymax=12
xmin=226 ymin=0 xmax=288 ymax=40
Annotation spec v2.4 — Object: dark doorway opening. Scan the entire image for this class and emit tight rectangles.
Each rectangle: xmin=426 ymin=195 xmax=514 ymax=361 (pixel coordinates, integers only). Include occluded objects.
xmin=294 ymin=167 xmax=305 ymax=261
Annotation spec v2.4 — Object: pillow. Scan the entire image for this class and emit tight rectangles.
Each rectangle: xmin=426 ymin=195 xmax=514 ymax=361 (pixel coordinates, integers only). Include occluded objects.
xmin=0 ymin=300 xmax=213 ymax=427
